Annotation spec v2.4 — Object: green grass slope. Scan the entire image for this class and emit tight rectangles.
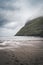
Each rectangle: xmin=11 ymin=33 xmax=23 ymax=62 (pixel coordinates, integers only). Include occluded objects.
xmin=15 ymin=16 xmax=43 ymax=37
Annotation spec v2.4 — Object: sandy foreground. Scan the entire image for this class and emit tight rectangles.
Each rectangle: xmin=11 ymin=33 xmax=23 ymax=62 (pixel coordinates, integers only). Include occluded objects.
xmin=0 ymin=39 xmax=43 ymax=65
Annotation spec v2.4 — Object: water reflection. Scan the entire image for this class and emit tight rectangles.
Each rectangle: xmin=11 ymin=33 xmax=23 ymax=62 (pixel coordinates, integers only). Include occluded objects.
xmin=0 ymin=36 xmax=43 ymax=49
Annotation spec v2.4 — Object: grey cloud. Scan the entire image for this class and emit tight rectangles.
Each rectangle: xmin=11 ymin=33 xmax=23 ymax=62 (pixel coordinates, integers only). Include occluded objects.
xmin=29 ymin=0 xmax=43 ymax=5
xmin=0 ymin=15 xmax=8 ymax=27
xmin=0 ymin=0 xmax=17 ymax=3
xmin=0 ymin=14 xmax=18 ymax=29
xmin=0 ymin=0 xmax=20 ymax=11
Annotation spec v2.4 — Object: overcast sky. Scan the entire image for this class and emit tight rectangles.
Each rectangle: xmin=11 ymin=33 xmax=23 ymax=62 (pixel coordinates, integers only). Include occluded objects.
xmin=0 ymin=0 xmax=43 ymax=36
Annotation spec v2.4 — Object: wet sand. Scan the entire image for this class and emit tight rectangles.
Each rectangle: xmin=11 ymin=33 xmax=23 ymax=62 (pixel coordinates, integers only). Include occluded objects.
xmin=0 ymin=38 xmax=43 ymax=65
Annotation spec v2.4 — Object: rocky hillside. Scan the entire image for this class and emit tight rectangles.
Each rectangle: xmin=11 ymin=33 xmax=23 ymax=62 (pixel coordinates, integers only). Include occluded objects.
xmin=15 ymin=16 xmax=43 ymax=37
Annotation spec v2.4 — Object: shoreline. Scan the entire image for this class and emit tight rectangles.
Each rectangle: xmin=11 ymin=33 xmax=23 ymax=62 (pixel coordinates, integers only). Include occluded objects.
xmin=0 ymin=39 xmax=43 ymax=65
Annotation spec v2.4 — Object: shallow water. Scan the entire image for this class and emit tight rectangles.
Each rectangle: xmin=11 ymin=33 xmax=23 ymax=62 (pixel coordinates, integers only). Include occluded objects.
xmin=0 ymin=36 xmax=43 ymax=65
xmin=0 ymin=36 xmax=43 ymax=41
xmin=0 ymin=36 xmax=43 ymax=49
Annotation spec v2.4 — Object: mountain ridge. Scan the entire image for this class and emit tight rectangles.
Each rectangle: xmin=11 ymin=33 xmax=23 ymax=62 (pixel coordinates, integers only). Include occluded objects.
xmin=15 ymin=16 xmax=43 ymax=37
